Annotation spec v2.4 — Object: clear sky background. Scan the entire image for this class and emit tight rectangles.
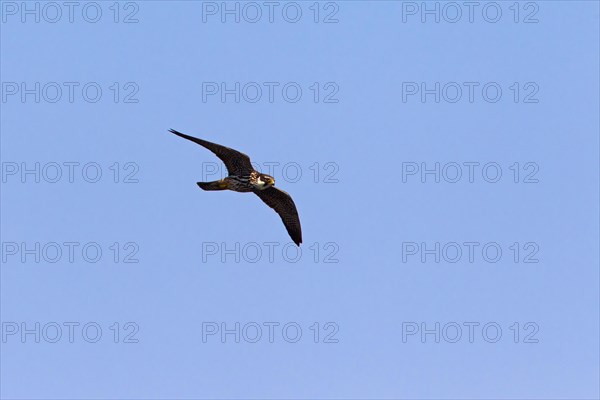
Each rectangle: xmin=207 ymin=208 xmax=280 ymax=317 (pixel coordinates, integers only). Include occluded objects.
xmin=1 ymin=1 xmax=599 ymax=399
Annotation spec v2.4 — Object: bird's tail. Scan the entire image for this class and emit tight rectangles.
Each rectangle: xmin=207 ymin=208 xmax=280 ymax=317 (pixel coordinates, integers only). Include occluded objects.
xmin=197 ymin=181 xmax=228 ymax=191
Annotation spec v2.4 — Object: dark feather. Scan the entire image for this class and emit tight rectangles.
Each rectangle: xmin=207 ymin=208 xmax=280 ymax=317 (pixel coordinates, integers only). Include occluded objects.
xmin=169 ymin=129 xmax=253 ymax=177
xmin=254 ymin=187 xmax=302 ymax=246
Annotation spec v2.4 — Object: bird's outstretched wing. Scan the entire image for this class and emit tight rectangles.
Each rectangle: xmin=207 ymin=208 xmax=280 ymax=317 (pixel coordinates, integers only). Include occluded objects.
xmin=254 ymin=187 xmax=302 ymax=246
xmin=169 ymin=129 xmax=253 ymax=176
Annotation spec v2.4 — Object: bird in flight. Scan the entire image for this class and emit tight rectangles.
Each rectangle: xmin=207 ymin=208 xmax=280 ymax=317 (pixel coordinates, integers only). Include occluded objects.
xmin=169 ymin=129 xmax=302 ymax=246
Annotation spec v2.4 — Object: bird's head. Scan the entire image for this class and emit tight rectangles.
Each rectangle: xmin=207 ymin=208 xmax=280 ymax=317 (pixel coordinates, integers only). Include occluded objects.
xmin=258 ymin=174 xmax=275 ymax=189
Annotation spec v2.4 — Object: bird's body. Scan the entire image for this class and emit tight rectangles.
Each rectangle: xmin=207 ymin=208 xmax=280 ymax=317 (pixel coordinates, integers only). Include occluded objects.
xmin=224 ymin=175 xmax=255 ymax=192
xmin=197 ymin=171 xmax=271 ymax=192
xmin=229 ymin=171 xmax=269 ymax=192
xmin=169 ymin=129 xmax=303 ymax=246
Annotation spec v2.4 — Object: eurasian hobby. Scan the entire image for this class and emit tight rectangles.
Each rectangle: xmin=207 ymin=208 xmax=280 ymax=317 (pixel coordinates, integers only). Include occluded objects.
xmin=169 ymin=129 xmax=302 ymax=246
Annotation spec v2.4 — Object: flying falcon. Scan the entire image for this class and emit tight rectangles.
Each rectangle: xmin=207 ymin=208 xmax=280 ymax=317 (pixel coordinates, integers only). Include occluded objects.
xmin=169 ymin=129 xmax=302 ymax=246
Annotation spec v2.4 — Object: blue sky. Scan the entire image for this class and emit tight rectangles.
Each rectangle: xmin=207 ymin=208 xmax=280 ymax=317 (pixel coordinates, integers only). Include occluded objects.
xmin=1 ymin=1 xmax=599 ymax=399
